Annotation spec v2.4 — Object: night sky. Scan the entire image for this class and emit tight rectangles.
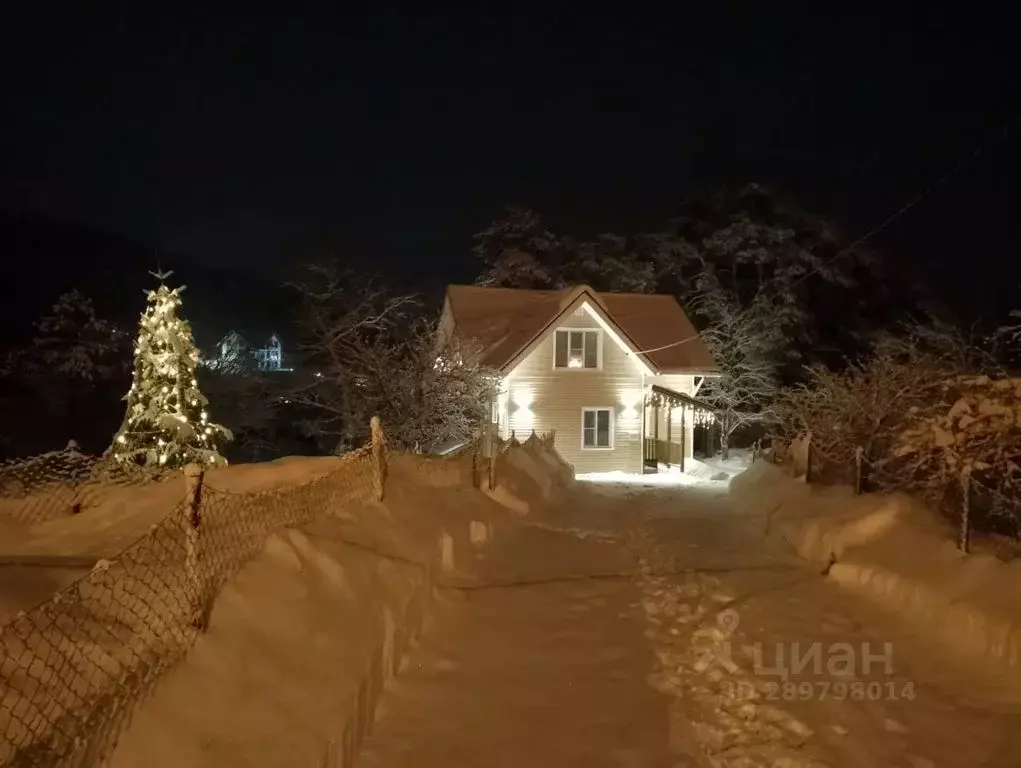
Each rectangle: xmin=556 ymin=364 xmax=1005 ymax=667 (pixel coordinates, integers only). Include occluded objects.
xmin=1 ymin=5 xmax=1019 ymax=313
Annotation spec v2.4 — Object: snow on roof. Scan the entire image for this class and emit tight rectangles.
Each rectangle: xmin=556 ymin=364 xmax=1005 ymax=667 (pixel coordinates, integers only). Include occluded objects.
xmin=444 ymin=285 xmax=716 ymax=374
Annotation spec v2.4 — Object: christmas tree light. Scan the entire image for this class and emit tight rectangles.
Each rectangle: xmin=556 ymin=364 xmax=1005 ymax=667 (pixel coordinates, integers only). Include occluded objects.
xmin=109 ymin=270 xmax=232 ymax=468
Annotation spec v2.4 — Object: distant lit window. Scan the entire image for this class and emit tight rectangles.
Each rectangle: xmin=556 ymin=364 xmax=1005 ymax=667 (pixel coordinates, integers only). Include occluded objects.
xmin=554 ymin=329 xmax=599 ymax=369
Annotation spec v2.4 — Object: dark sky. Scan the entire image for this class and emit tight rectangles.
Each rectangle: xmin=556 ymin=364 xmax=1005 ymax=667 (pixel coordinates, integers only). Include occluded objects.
xmin=1 ymin=5 xmax=1019 ymax=304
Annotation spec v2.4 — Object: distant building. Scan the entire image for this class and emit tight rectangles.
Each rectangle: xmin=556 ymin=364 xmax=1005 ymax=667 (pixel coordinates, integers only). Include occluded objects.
xmin=206 ymin=330 xmax=292 ymax=373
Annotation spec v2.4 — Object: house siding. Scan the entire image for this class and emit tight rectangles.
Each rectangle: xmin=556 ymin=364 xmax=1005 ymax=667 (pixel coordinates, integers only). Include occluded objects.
xmin=502 ymin=301 xmax=645 ymax=474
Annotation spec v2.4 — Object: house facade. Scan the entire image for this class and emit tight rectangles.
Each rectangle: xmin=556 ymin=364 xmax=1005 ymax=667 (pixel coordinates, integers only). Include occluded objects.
xmin=441 ymin=284 xmax=718 ymax=475
xmin=206 ymin=331 xmax=291 ymax=373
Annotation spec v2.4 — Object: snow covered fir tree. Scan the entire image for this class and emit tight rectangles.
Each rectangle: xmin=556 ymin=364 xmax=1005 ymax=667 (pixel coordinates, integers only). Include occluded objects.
xmin=109 ymin=271 xmax=232 ymax=468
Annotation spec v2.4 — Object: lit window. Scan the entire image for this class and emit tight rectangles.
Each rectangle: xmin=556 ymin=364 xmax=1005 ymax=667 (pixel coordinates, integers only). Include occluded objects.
xmin=554 ymin=330 xmax=599 ymax=369
xmin=582 ymin=408 xmax=613 ymax=449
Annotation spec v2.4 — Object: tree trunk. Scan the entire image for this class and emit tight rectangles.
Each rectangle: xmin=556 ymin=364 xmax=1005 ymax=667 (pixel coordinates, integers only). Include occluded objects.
xmin=720 ymin=429 xmax=730 ymax=462
xmin=340 ymin=382 xmax=355 ymax=452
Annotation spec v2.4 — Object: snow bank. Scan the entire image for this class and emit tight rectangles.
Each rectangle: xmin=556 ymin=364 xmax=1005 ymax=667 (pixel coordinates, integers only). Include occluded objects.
xmin=731 ymin=460 xmax=1021 ymax=670
xmin=481 ymin=441 xmax=574 ymax=515
xmin=103 ymin=442 xmax=570 ymax=768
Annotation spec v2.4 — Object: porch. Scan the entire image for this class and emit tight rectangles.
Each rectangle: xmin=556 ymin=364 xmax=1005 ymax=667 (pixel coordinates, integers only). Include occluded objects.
xmin=642 ymin=385 xmax=717 ymax=473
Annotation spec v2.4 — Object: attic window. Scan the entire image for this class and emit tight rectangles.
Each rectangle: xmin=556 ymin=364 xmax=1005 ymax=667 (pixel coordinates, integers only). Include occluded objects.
xmin=554 ymin=330 xmax=600 ymax=369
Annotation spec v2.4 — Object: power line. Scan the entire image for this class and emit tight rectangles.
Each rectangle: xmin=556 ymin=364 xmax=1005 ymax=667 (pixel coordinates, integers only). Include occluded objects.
xmin=630 ymin=112 xmax=1021 ymax=357
xmin=788 ymin=111 xmax=1021 ymax=289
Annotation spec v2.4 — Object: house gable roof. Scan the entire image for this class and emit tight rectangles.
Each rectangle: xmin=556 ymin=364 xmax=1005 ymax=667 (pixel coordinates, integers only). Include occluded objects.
xmin=444 ymin=284 xmax=716 ymax=375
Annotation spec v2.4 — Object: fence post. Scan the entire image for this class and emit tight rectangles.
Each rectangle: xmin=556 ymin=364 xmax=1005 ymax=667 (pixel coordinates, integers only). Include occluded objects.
xmin=959 ymin=466 xmax=972 ymax=554
xmin=751 ymin=439 xmax=760 ymax=464
xmin=370 ymin=416 xmax=387 ymax=501
xmin=854 ymin=446 xmax=864 ymax=495
xmin=804 ymin=431 xmax=813 ymax=484
xmin=488 ymin=424 xmax=498 ymax=491
xmin=183 ymin=463 xmax=205 ymax=628
xmin=66 ymin=439 xmax=84 ymax=515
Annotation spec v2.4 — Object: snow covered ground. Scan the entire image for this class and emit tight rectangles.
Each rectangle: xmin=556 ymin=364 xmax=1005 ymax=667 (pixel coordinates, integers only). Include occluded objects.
xmin=358 ymin=476 xmax=1021 ymax=767
xmin=577 ymin=450 xmax=752 ymax=488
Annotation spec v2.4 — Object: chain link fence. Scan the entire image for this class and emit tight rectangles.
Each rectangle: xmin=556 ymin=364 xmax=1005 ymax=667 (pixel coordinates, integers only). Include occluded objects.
xmin=0 ymin=443 xmax=160 ymax=528
xmin=768 ymin=432 xmax=1021 ymax=551
xmin=1 ymin=429 xmax=388 ymax=767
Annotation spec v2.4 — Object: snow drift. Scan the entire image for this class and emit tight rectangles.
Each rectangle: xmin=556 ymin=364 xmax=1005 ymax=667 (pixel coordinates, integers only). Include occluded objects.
xmin=98 ymin=443 xmax=573 ymax=768
xmin=731 ymin=460 xmax=1021 ymax=671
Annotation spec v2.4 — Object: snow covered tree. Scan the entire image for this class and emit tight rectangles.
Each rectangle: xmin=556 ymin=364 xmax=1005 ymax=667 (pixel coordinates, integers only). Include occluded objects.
xmin=689 ymin=272 xmax=782 ymax=459
xmin=473 ymin=205 xmax=567 ymax=289
xmin=472 ymin=187 xmax=927 ymax=381
xmin=473 ymin=206 xmax=656 ymax=293
xmin=3 ymin=289 xmax=129 ymax=384
xmin=331 ymin=318 xmax=496 ymax=452
xmin=110 ymin=272 xmax=232 ymax=468
xmin=653 ymin=183 xmax=919 ymax=378
xmin=289 ymin=264 xmax=496 ymax=452
xmin=0 ymin=290 xmax=131 ymax=446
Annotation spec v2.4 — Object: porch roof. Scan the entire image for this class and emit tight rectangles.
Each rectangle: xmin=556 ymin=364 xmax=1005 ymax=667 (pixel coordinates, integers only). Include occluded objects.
xmin=649 ymin=384 xmax=716 ymax=412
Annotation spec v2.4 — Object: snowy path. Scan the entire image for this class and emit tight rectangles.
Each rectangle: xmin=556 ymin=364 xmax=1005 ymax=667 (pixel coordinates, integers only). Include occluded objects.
xmin=358 ymin=481 xmax=1020 ymax=768
xmin=357 ymin=521 xmax=684 ymax=767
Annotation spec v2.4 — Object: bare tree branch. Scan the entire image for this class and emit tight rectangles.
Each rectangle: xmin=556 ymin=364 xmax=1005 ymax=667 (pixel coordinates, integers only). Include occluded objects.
xmin=688 ymin=271 xmax=782 ymax=457
xmin=288 ymin=263 xmax=496 ymax=452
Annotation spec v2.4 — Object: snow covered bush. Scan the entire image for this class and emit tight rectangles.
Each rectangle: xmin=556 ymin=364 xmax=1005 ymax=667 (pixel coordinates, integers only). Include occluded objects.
xmin=289 ymin=264 xmax=497 ymax=453
xmin=895 ymin=375 xmax=1021 ymax=539
xmin=995 ymin=307 xmax=1021 ymax=362
xmin=343 ymin=322 xmax=497 ymax=452
xmin=776 ymin=322 xmax=992 ymax=486
xmin=109 ymin=273 xmax=232 ymax=469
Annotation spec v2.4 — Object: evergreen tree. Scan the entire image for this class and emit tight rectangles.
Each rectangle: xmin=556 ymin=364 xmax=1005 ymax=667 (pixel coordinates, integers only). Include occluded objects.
xmin=110 ymin=271 xmax=231 ymax=468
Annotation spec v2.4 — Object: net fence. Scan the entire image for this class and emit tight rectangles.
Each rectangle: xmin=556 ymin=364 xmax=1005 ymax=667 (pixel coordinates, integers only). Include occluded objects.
xmin=0 ymin=442 xmax=380 ymax=768
xmin=0 ymin=444 xmax=158 ymax=527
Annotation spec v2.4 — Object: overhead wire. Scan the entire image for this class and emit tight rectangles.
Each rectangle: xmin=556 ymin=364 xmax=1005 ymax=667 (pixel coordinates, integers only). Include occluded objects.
xmin=627 ymin=112 xmax=1021 ymax=357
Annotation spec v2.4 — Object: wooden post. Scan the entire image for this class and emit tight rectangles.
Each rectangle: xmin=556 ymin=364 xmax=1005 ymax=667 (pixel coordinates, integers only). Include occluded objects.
xmin=477 ymin=424 xmax=491 ymax=490
xmin=66 ymin=439 xmax=84 ymax=515
xmin=370 ymin=416 xmax=386 ymax=501
xmin=804 ymin=431 xmax=813 ymax=484
xmin=665 ymin=405 xmax=672 ymax=468
xmin=679 ymin=405 xmax=686 ymax=473
xmin=854 ymin=446 xmax=864 ymax=495
xmin=960 ymin=466 xmax=972 ymax=553
xmin=751 ymin=439 xmax=759 ymax=464
xmin=183 ymin=463 xmax=204 ymax=628
xmin=487 ymin=424 xmax=498 ymax=490
xmin=652 ymin=399 xmax=660 ymax=467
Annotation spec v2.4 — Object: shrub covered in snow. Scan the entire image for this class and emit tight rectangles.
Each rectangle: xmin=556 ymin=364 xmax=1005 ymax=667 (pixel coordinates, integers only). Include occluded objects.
xmin=776 ymin=323 xmax=988 ymax=485
xmin=895 ymin=375 xmax=1021 ymax=537
xmin=288 ymin=264 xmax=497 ymax=453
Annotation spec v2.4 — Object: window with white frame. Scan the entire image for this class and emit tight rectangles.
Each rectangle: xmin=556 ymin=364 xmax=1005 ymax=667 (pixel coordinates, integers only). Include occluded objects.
xmin=581 ymin=407 xmax=613 ymax=449
xmin=554 ymin=329 xmax=600 ymax=369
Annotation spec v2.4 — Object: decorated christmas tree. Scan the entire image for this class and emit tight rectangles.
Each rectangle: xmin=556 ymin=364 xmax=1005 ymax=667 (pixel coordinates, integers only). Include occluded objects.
xmin=110 ymin=271 xmax=232 ymax=468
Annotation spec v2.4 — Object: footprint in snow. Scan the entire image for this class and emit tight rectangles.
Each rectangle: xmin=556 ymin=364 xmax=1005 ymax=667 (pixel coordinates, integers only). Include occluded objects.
xmin=884 ymin=717 xmax=908 ymax=733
